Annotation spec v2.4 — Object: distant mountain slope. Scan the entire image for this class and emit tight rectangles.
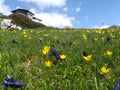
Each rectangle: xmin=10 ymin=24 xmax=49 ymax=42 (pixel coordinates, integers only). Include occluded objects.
xmin=6 ymin=14 xmax=45 ymax=28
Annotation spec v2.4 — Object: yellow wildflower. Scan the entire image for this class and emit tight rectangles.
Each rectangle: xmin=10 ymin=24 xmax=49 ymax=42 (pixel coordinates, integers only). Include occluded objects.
xmin=95 ymin=30 xmax=101 ymax=34
xmin=23 ymin=34 xmax=28 ymax=38
xmin=86 ymin=30 xmax=90 ymax=33
xmin=100 ymin=67 xmax=110 ymax=74
xmin=22 ymin=31 xmax=28 ymax=38
xmin=42 ymin=49 xmax=48 ymax=55
xmin=54 ymin=36 xmax=57 ymax=39
xmin=37 ymin=31 xmax=40 ymax=34
xmin=60 ymin=54 xmax=66 ymax=60
xmin=44 ymin=34 xmax=48 ymax=36
xmin=43 ymin=46 xmax=50 ymax=51
xmin=83 ymin=35 xmax=87 ymax=40
xmin=94 ymin=38 xmax=98 ymax=41
xmin=83 ymin=55 xmax=92 ymax=61
xmin=101 ymin=37 xmax=105 ymax=41
xmin=22 ymin=31 xmax=27 ymax=35
xmin=42 ymin=46 xmax=50 ymax=55
xmin=45 ymin=61 xmax=52 ymax=67
xmin=30 ymin=30 xmax=33 ymax=33
xmin=106 ymin=51 xmax=113 ymax=56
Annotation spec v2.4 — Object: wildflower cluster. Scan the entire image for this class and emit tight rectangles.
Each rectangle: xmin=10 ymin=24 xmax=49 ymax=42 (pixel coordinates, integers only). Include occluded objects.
xmin=50 ymin=47 xmax=66 ymax=62
xmin=83 ymin=51 xmax=92 ymax=61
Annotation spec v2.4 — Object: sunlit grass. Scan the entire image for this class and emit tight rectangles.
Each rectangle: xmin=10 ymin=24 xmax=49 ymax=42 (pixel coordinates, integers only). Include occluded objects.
xmin=0 ymin=28 xmax=120 ymax=89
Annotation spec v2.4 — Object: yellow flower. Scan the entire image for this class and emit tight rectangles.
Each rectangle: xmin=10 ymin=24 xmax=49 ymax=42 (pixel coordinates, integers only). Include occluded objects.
xmin=22 ymin=31 xmax=27 ymax=35
xmin=23 ymin=34 xmax=28 ymax=38
xmin=30 ymin=30 xmax=33 ymax=33
xmin=100 ymin=67 xmax=110 ymax=74
xmin=37 ymin=31 xmax=40 ymax=34
xmin=101 ymin=37 xmax=105 ymax=41
xmin=83 ymin=55 xmax=92 ymax=61
xmin=110 ymin=33 xmax=115 ymax=38
xmin=83 ymin=35 xmax=87 ymax=40
xmin=42 ymin=46 xmax=50 ymax=55
xmin=106 ymin=51 xmax=113 ymax=56
xmin=45 ymin=61 xmax=52 ymax=67
xmin=44 ymin=34 xmax=48 ymax=36
xmin=95 ymin=30 xmax=101 ymax=34
xmin=42 ymin=49 xmax=48 ymax=55
xmin=0 ymin=53 xmax=2 ymax=60
xmin=22 ymin=31 xmax=28 ymax=38
xmin=94 ymin=38 xmax=98 ymax=41
xmin=43 ymin=46 xmax=50 ymax=50
xmin=54 ymin=36 xmax=57 ymax=39
xmin=60 ymin=54 xmax=66 ymax=60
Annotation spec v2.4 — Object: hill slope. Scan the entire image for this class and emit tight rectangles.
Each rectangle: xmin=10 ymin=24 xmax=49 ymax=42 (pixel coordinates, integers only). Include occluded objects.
xmin=7 ymin=14 xmax=45 ymax=28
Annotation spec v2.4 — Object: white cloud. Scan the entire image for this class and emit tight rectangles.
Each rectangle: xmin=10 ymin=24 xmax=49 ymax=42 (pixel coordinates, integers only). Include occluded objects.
xmin=63 ymin=7 xmax=68 ymax=12
xmin=0 ymin=0 xmax=11 ymax=15
xmin=75 ymin=7 xmax=81 ymax=12
xmin=93 ymin=25 xmax=110 ymax=29
xmin=18 ymin=0 xmax=66 ymax=9
xmin=30 ymin=8 xmax=37 ymax=13
xmin=34 ymin=12 xmax=75 ymax=28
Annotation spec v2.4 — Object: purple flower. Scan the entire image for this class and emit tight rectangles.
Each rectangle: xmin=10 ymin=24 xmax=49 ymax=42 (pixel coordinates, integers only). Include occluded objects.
xmin=106 ymin=36 xmax=111 ymax=42
xmin=50 ymin=47 xmax=62 ymax=62
xmin=55 ymin=52 xmax=62 ymax=62
xmin=12 ymin=39 xmax=18 ymax=44
xmin=83 ymin=51 xmax=88 ymax=56
xmin=50 ymin=47 xmax=57 ymax=55
xmin=2 ymin=76 xmax=25 ymax=88
xmin=114 ymin=79 xmax=120 ymax=90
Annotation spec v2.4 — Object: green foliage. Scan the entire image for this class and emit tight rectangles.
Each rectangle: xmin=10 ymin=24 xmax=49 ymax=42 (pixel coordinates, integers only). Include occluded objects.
xmin=0 ymin=28 xmax=120 ymax=89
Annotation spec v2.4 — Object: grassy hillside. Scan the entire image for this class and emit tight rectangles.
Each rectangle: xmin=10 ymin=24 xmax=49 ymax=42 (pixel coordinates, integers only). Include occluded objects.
xmin=0 ymin=28 xmax=120 ymax=89
xmin=7 ymin=14 xmax=45 ymax=28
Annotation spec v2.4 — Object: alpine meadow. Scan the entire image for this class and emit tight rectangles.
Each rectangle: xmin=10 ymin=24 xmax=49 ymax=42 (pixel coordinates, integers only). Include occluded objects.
xmin=0 ymin=27 xmax=120 ymax=90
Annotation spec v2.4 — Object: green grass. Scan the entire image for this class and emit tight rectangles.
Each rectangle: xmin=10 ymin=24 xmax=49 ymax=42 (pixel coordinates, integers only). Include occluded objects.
xmin=0 ymin=28 xmax=120 ymax=90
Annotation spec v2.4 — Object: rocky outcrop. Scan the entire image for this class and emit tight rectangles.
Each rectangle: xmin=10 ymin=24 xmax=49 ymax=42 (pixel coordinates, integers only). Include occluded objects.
xmin=0 ymin=19 xmax=22 ymax=30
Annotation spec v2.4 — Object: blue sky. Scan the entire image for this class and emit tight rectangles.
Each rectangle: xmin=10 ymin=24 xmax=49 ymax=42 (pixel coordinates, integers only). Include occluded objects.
xmin=1 ymin=0 xmax=120 ymax=28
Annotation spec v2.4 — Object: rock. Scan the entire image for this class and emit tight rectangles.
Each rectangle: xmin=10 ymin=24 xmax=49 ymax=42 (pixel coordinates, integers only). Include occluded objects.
xmin=0 ymin=19 xmax=22 ymax=30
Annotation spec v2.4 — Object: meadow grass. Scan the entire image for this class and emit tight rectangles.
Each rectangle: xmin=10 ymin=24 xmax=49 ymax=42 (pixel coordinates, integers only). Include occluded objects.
xmin=0 ymin=28 xmax=120 ymax=90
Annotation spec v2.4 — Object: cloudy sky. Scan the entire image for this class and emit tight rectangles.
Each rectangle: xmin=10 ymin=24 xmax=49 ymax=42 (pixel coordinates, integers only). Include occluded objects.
xmin=1 ymin=0 xmax=120 ymax=28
